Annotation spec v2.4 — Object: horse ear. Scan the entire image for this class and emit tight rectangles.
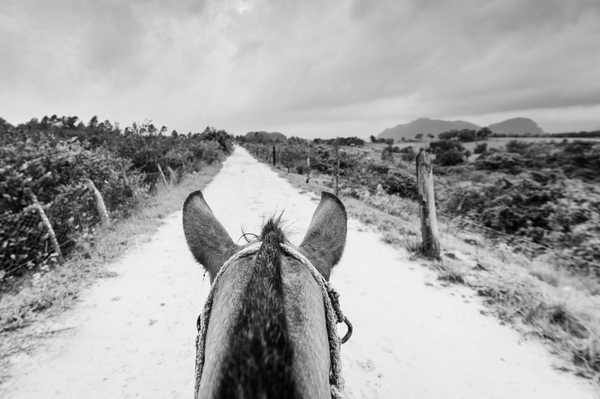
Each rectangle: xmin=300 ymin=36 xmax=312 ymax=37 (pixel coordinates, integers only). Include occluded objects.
xmin=299 ymin=191 xmax=347 ymax=280
xmin=183 ymin=191 xmax=240 ymax=281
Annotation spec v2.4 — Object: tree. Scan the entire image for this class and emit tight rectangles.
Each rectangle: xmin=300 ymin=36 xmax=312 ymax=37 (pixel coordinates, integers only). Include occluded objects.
xmin=415 ymin=133 xmax=423 ymax=140
xmin=427 ymin=133 xmax=435 ymax=140
xmin=88 ymin=116 xmax=98 ymax=128
xmin=41 ymin=116 xmax=50 ymax=129
xmin=279 ymin=145 xmax=301 ymax=173
xmin=477 ymin=127 xmax=492 ymax=141
xmin=400 ymin=146 xmax=416 ymax=164
xmin=457 ymin=129 xmax=477 ymax=142
xmin=474 ymin=142 xmax=488 ymax=154
xmin=370 ymin=135 xmax=378 ymax=143
xmin=438 ymin=130 xmax=458 ymax=141
xmin=436 ymin=149 xmax=465 ymax=166
xmin=65 ymin=116 xmax=79 ymax=129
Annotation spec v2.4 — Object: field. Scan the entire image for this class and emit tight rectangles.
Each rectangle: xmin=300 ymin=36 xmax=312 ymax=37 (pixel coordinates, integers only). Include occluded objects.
xmin=242 ymin=134 xmax=600 ymax=384
xmin=367 ymin=136 xmax=600 ymax=158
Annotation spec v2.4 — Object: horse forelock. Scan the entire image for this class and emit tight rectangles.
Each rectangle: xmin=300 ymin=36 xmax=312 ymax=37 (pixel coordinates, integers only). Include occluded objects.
xmin=215 ymin=217 xmax=299 ymax=399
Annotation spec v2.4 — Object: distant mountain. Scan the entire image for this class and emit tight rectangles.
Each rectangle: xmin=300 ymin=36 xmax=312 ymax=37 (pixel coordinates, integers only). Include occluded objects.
xmin=487 ymin=118 xmax=544 ymax=135
xmin=378 ymin=118 xmax=481 ymax=141
xmin=244 ymin=131 xmax=286 ymax=142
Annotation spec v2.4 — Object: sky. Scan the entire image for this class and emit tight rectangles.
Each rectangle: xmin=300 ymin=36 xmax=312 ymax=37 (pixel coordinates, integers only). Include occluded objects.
xmin=1 ymin=0 xmax=599 ymax=139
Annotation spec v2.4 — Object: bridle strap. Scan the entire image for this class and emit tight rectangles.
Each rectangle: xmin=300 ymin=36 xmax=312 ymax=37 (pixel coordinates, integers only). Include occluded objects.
xmin=194 ymin=242 xmax=351 ymax=399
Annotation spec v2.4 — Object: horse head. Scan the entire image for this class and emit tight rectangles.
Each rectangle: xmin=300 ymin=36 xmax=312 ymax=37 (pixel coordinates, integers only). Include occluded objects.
xmin=183 ymin=191 xmax=348 ymax=399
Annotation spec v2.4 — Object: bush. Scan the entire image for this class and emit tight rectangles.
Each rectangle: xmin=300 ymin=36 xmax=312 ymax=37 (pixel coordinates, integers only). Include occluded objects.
xmin=0 ymin=117 xmax=233 ymax=280
xmin=474 ymin=142 xmax=487 ymax=154
xmin=0 ymin=136 xmax=145 ymax=277
xmin=430 ymin=140 xmax=464 ymax=153
xmin=436 ymin=149 xmax=465 ymax=166
xmin=382 ymin=169 xmax=418 ymax=200
xmin=475 ymin=152 xmax=524 ymax=173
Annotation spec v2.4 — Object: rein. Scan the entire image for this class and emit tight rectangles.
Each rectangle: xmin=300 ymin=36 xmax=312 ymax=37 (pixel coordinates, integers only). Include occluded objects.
xmin=194 ymin=242 xmax=352 ymax=399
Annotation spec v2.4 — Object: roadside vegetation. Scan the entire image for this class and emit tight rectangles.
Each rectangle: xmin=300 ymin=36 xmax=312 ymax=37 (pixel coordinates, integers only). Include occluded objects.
xmin=240 ymin=131 xmax=600 ymax=384
xmin=0 ymin=116 xmax=232 ymax=382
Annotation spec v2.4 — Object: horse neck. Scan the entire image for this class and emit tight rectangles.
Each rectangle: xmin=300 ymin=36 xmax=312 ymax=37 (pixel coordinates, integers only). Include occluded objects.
xmin=199 ymin=245 xmax=331 ymax=399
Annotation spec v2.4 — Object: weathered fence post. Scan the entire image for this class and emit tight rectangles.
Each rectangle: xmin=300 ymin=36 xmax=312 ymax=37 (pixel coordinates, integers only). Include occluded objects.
xmin=157 ymin=164 xmax=169 ymax=186
xmin=335 ymin=138 xmax=340 ymax=196
xmin=29 ymin=192 xmax=64 ymax=264
xmin=306 ymin=141 xmax=311 ymax=183
xmin=84 ymin=179 xmax=110 ymax=227
xmin=416 ymin=148 xmax=440 ymax=258
xmin=166 ymin=166 xmax=178 ymax=184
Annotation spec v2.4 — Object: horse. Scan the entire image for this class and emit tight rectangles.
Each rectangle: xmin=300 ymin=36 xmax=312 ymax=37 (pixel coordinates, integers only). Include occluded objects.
xmin=182 ymin=190 xmax=349 ymax=399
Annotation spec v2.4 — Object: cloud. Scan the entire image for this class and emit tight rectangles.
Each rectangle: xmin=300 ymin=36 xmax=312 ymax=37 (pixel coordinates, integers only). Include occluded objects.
xmin=0 ymin=0 xmax=599 ymax=136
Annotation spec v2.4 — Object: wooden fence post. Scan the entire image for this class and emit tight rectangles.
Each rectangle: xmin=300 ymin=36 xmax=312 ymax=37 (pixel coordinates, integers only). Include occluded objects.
xmin=166 ymin=166 xmax=178 ymax=184
xmin=335 ymin=138 xmax=340 ymax=196
xmin=306 ymin=141 xmax=311 ymax=183
xmin=29 ymin=192 xmax=64 ymax=264
xmin=416 ymin=149 xmax=440 ymax=258
xmin=157 ymin=164 xmax=168 ymax=186
xmin=84 ymin=179 xmax=110 ymax=227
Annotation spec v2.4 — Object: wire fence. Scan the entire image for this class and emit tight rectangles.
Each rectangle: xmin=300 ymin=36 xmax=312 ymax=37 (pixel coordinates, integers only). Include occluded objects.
xmin=0 ymin=169 xmax=179 ymax=283
xmin=0 ymin=185 xmax=102 ymax=280
xmin=245 ymin=141 xmax=600 ymax=277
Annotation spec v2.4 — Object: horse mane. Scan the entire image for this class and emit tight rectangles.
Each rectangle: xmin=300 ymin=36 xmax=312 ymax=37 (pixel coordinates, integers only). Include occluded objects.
xmin=216 ymin=216 xmax=299 ymax=398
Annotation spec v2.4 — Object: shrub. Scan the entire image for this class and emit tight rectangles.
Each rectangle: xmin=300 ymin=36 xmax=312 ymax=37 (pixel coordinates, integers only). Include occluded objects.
xmin=382 ymin=169 xmax=418 ymax=200
xmin=474 ymin=142 xmax=487 ymax=154
xmin=0 ymin=117 xmax=233 ymax=280
xmin=475 ymin=152 xmax=524 ymax=173
xmin=436 ymin=149 xmax=465 ymax=166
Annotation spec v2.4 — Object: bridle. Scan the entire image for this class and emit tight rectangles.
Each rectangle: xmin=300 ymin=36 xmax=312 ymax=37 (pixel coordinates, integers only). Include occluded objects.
xmin=194 ymin=242 xmax=352 ymax=399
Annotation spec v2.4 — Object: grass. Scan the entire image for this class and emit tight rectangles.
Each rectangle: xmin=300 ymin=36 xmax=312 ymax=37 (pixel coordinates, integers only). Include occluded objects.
xmin=263 ymin=156 xmax=600 ymax=385
xmin=0 ymin=162 xmax=222 ymax=384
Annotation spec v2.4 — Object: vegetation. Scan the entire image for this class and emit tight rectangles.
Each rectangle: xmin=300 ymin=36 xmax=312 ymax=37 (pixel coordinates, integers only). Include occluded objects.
xmin=260 ymin=138 xmax=600 ymax=383
xmin=438 ymin=127 xmax=492 ymax=142
xmin=0 ymin=116 xmax=233 ymax=282
xmin=244 ymin=135 xmax=600 ymax=277
xmin=0 ymin=161 xmax=223 ymax=376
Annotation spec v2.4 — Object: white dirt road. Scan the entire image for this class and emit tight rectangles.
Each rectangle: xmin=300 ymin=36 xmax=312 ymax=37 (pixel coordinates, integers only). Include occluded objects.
xmin=1 ymin=147 xmax=597 ymax=398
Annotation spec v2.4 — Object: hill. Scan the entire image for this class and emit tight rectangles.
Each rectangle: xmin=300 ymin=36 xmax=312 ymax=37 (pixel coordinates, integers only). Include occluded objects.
xmin=378 ymin=118 xmax=480 ymax=141
xmin=487 ymin=118 xmax=544 ymax=135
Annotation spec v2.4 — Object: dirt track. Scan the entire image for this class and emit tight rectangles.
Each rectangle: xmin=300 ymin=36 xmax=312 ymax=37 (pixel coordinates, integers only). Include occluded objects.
xmin=1 ymin=147 xmax=597 ymax=398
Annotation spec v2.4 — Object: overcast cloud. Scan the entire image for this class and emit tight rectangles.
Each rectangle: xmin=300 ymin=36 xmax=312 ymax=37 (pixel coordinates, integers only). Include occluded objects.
xmin=1 ymin=0 xmax=599 ymax=137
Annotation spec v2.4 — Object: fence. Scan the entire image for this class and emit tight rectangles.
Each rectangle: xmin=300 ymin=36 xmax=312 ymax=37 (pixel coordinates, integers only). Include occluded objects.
xmin=244 ymin=142 xmax=600 ymax=276
xmin=0 ymin=167 xmax=178 ymax=282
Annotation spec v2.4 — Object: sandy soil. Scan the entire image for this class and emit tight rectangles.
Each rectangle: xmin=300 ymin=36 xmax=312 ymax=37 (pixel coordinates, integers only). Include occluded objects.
xmin=1 ymin=147 xmax=597 ymax=398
